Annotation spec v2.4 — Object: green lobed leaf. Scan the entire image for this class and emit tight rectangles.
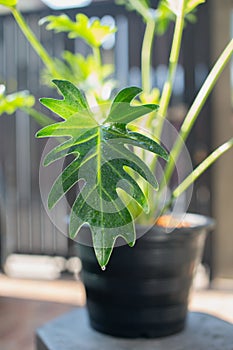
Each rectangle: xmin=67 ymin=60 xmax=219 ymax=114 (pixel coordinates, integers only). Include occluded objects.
xmin=37 ymin=80 xmax=169 ymax=267
xmin=40 ymin=14 xmax=116 ymax=48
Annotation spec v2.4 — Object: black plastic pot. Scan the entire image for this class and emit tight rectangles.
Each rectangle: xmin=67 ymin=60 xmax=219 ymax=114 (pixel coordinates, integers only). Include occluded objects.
xmin=77 ymin=213 xmax=214 ymax=338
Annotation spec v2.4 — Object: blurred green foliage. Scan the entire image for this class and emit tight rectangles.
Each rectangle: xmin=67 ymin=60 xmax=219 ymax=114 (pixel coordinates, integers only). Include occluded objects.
xmin=0 ymin=85 xmax=35 ymax=115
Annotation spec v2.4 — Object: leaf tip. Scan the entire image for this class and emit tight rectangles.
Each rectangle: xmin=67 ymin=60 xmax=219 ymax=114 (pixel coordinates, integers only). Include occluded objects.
xmin=164 ymin=152 xmax=170 ymax=162
xmin=47 ymin=198 xmax=55 ymax=210
xmin=39 ymin=97 xmax=49 ymax=107
xmin=128 ymin=240 xmax=135 ymax=248
xmin=51 ymin=79 xmax=64 ymax=88
xmin=43 ymin=156 xmax=50 ymax=167
xmin=35 ymin=129 xmax=43 ymax=138
xmin=69 ymin=223 xmax=79 ymax=240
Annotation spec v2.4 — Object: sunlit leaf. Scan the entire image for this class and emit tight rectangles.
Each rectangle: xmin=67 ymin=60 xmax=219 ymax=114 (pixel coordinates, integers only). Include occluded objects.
xmin=139 ymin=88 xmax=160 ymax=104
xmin=37 ymin=80 xmax=168 ymax=267
xmin=42 ymin=53 xmax=116 ymax=102
xmin=40 ymin=13 xmax=116 ymax=48
xmin=185 ymin=0 xmax=206 ymax=14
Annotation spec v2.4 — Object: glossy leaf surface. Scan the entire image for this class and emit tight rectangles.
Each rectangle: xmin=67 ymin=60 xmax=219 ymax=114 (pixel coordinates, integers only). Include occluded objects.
xmin=37 ymin=80 xmax=168 ymax=267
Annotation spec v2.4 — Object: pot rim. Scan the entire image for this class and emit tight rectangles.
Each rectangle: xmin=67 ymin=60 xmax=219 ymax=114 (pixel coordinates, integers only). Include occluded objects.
xmin=136 ymin=212 xmax=215 ymax=235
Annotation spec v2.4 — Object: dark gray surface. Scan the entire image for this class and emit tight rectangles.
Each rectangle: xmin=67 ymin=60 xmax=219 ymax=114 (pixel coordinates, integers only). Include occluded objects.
xmin=36 ymin=307 xmax=233 ymax=350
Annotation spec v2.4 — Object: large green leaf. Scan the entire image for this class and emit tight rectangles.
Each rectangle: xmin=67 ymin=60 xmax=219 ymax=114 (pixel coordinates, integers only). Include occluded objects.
xmin=40 ymin=14 xmax=116 ymax=48
xmin=37 ymin=80 xmax=168 ymax=267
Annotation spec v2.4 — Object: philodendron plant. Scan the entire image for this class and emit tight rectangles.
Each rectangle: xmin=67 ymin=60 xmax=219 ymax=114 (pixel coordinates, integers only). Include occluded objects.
xmin=1 ymin=0 xmax=233 ymax=267
xmin=36 ymin=81 xmax=168 ymax=267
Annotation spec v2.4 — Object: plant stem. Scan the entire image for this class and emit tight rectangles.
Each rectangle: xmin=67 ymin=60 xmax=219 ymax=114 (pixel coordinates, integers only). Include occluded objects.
xmin=93 ymin=47 xmax=102 ymax=68
xmin=127 ymin=0 xmax=152 ymax=22
xmin=141 ymin=19 xmax=156 ymax=94
xmin=138 ymin=18 xmax=156 ymax=203
xmin=161 ymin=38 xmax=233 ymax=190
xmin=148 ymin=0 xmax=186 ymax=185
xmin=167 ymin=138 xmax=233 ymax=209
xmin=157 ymin=0 xmax=186 ymax=122
xmin=11 ymin=7 xmax=58 ymax=77
xmin=23 ymin=107 xmax=54 ymax=127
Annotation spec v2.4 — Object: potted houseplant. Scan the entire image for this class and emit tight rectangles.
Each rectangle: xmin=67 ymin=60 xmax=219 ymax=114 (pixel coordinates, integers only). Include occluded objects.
xmin=1 ymin=0 xmax=233 ymax=338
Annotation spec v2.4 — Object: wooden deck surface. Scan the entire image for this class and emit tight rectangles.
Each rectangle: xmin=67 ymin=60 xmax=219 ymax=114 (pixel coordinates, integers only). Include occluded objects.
xmin=0 ymin=298 xmax=75 ymax=350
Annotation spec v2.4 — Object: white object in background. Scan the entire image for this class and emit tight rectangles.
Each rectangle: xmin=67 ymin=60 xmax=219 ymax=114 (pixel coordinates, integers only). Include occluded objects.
xmin=41 ymin=0 xmax=92 ymax=9
xmin=0 ymin=85 xmax=6 ymax=95
xmin=4 ymin=254 xmax=66 ymax=280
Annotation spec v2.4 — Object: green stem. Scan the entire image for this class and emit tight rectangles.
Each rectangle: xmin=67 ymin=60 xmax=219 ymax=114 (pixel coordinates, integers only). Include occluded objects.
xmin=139 ymin=18 xmax=156 ymax=204
xmin=148 ymin=0 xmax=186 ymax=183
xmin=23 ymin=107 xmax=54 ymax=127
xmin=161 ymin=38 xmax=233 ymax=190
xmin=157 ymin=0 xmax=186 ymax=121
xmin=141 ymin=19 xmax=156 ymax=94
xmin=127 ymin=0 xmax=152 ymax=22
xmin=11 ymin=7 xmax=58 ymax=77
xmin=93 ymin=47 xmax=102 ymax=68
xmin=169 ymin=137 xmax=233 ymax=206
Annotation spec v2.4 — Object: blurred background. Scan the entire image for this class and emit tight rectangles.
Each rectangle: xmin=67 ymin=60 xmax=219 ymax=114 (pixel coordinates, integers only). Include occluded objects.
xmin=0 ymin=0 xmax=233 ymax=349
